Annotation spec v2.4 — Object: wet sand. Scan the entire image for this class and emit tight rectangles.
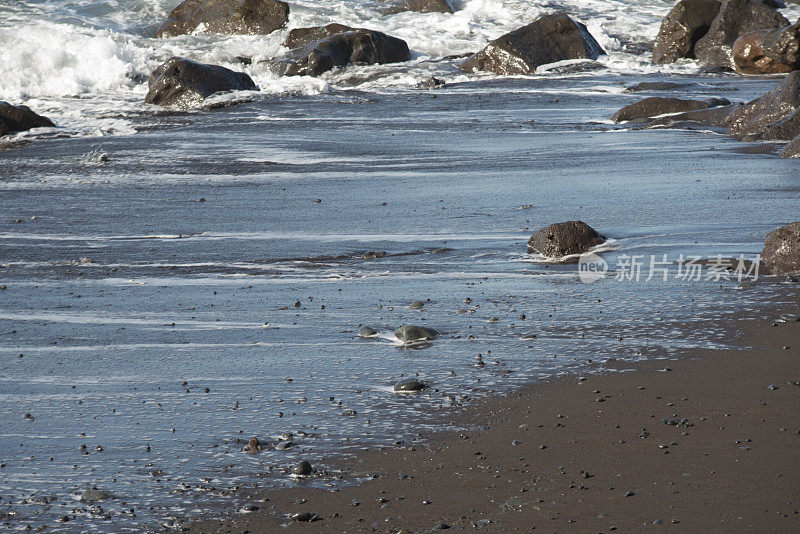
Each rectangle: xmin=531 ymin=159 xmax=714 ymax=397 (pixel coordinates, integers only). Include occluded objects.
xmin=188 ymin=294 xmax=800 ymax=533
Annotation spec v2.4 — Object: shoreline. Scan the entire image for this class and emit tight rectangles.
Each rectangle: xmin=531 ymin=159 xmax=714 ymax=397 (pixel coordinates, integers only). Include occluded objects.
xmin=187 ymin=290 xmax=800 ymax=533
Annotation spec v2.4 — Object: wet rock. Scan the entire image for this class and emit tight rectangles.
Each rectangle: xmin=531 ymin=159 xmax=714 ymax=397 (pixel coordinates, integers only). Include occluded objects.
xmin=652 ymin=0 xmax=722 ymax=63
xmin=416 ymin=76 xmax=446 ymax=89
xmin=0 ymin=101 xmax=54 ymax=136
xmin=753 ymin=109 xmax=800 ymax=141
xmin=156 ymin=0 xmax=289 ymax=38
xmin=459 ymin=13 xmax=605 ymax=75
xmin=526 ymin=221 xmax=606 ymax=259
xmin=393 ymin=378 xmax=427 ymax=392
xmin=80 ymin=489 xmax=113 ymax=503
xmin=761 ymin=22 xmax=800 ymax=69
xmin=732 ymin=29 xmax=793 ymax=73
xmin=271 ymin=30 xmax=410 ymax=77
xmin=383 ymin=0 xmax=454 ymax=15
xmin=761 ymin=223 xmax=800 ymax=274
xmin=291 ymin=460 xmax=313 ymax=476
xmin=283 ymin=23 xmax=360 ymax=49
xmin=292 ymin=511 xmax=318 ymax=522
xmin=643 ymin=104 xmax=738 ymax=129
xmin=144 ymin=57 xmax=257 ymax=108
xmin=358 ymin=326 xmax=379 ymax=338
xmin=275 ymin=440 xmax=293 ymax=450
xmin=624 ymin=81 xmax=692 ymax=92
xmin=728 ymin=71 xmax=800 ymax=140
xmin=394 ymin=325 xmax=438 ymax=342
xmin=409 ymin=300 xmax=424 ymax=309
xmin=611 ymin=97 xmax=731 ymax=123
xmin=244 ymin=437 xmax=261 ymax=453
xmin=694 ymin=0 xmax=789 ymax=69
xmin=779 ymin=133 xmax=800 ymax=158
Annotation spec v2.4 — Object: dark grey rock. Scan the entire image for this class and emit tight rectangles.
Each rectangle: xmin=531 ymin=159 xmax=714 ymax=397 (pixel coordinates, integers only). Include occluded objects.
xmin=760 ymin=222 xmax=800 ymax=274
xmin=416 ymin=76 xmax=446 ymax=89
xmin=526 ymin=221 xmax=606 ymax=259
xmin=611 ymin=97 xmax=730 ymax=123
xmin=80 ymin=489 xmax=113 ymax=503
xmin=271 ymin=30 xmax=410 ymax=77
xmin=728 ymin=71 xmax=800 ymax=140
xmin=156 ymin=0 xmax=289 ymax=38
xmin=291 ymin=460 xmax=313 ymax=476
xmin=393 ymin=378 xmax=426 ymax=392
xmin=779 ymin=133 xmax=800 ymax=158
xmin=643 ymin=104 xmax=738 ymax=129
xmin=0 ymin=101 xmax=54 ymax=136
xmin=292 ymin=511 xmax=318 ymax=522
xmin=459 ymin=13 xmax=605 ymax=75
xmin=652 ymin=0 xmax=722 ymax=63
xmin=144 ymin=57 xmax=258 ymax=107
xmin=394 ymin=325 xmax=438 ymax=342
xmin=624 ymin=81 xmax=693 ymax=92
xmin=694 ymin=0 xmax=789 ymax=69
xmin=283 ymin=23 xmax=361 ymax=49
xmin=358 ymin=326 xmax=379 ymax=338
xmin=409 ymin=300 xmax=424 ymax=309
xmin=383 ymin=0 xmax=454 ymax=15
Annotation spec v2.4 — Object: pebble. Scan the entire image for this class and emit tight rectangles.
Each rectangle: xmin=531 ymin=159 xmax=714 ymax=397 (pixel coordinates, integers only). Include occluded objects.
xmin=292 ymin=511 xmax=317 ymax=522
xmin=291 ymin=460 xmax=313 ymax=476
xmin=767 ymin=384 xmax=779 ymax=390
xmin=780 ymin=314 xmax=800 ymax=322
xmin=736 ymin=281 xmax=753 ymax=290
xmin=409 ymin=300 xmax=424 ymax=309
xmin=275 ymin=441 xmax=293 ymax=450
xmin=521 ymin=333 xmax=538 ymax=340
xmin=358 ymin=326 xmax=378 ymax=338
xmin=393 ymin=378 xmax=426 ymax=393
xmin=244 ymin=437 xmax=261 ymax=453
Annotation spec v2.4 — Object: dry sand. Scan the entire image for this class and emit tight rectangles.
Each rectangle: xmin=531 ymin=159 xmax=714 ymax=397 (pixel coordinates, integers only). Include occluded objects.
xmin=189 ymin=300 xmax=800 ymax=533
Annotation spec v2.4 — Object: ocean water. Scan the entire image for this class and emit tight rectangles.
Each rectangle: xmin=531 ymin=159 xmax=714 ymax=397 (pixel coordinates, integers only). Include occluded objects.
xmin=2 ymin=0 xmax=800 ymax=532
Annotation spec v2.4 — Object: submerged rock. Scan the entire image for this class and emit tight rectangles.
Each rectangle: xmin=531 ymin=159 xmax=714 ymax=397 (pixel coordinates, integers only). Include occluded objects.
xmin=728 ymin=71 xmax=800 ymax=140
xmin=383 ymin=0 xmax=454 ymax=14
xmin=624 ymin=81 xmax=693 ymax=92
xmin=394 ymin=325 xmax=438 ymax=342
xmin=144 ymin=57 xmax=258 ymax=107
xmin=611 ymin=97 xmax=731 ymax=123
xmin=358 ymin=326 xmax=379 ymax=338
xmin=733 ymin=29 xmax=793 ymax=73
xmin=244 ymin=437 xmax=261 ymax=453
xmin=80 ymin=489 xmax=113 ymax=503
xmin=156 ymin=0 xmax=289 ymax=38
xmin=527 ymin=221 xmax=606 ymax=259
xmin=271 ymin=30 xmax=410 ymax=77
xmin=459 ymin=13 xmax=605 ymax=75
xmin=409 ymin=300 xmax=424 ymax=309
xmin=760 ymin=222 xmax=800 ymax=274
xmin=0 ymin=101 xmax=54 ymax=136
xmin=291 ymin=460 xmax=313 ymax=476
xmin=393 ymin=378 xmax=426 ymax=392
xmin=652 ymin=0 xmax=722 ymax=63
xmin=694 ymin=0 xmax=789 ymax=69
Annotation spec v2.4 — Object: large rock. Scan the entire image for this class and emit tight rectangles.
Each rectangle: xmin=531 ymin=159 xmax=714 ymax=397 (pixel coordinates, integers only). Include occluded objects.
xmin=643 ymin=104 xmax=739 ymax=129
xmin=757 ymin=109 xmax=800 ymax=140
xmin=761 ymin=22 xmax=800 ymax=69
xmin=779 ymin=133 xmax=800 ymax=157
xmin=383 ymin=0 xmax=454 ymax=14
xmin=459 ymin=13 xmax=605 ymax=75
xmin=0 ymin=101 xmax=54 ymax=136
xmin=144 ymin=57 xmax=258 ymax=107
xmin=284 ymin=23 xmax=360 ymax=49
xmin=694 ymin=0 xmax=789 ymax=68
xmin=652 ymin=0 xmax=722 ymax=64
xmin=728 ymin=71 xmax=800 ymax=140
xmin=760 ymin=222 xmax=800 ymax=274
xmin=527 ymin=221 xmax=606 ymax=259
xmin=156 ymin=0 xmax=289 ymax=38
xmin=271 ymin=30 xmax=410 ymax=77
xmin=732 ymin=29 xmax=793 ymax=73
xmin=611 ymin=96 xmax=731 ymax=122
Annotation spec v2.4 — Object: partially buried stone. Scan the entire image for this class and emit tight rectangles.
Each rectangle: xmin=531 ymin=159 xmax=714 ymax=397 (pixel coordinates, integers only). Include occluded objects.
xmin=291 ymin=460 xmax=313 ymax=476
xmin=393 ymin=378 xmax=426 ymax=392
xmin=527 ymin=221 xmax=605 ymax=259
xmin=244 ymin=437 xmax=261 ymax=453
xmin=409 ymin=300 xmax=424 ymax=309
xmin=394 ymin=325 xmax=438 ymax=342
xmin=780 ymin=313 xmax=800 ymax=322
xmin=80 ymin=489 xmax=112 ymax=503
xmin=275 ymin=440 xmax=292 ymax=450
xmin=358 ymin=326 xmax=378 ymax=338
xmin=292 ymin=511 xmax=318 ymax=522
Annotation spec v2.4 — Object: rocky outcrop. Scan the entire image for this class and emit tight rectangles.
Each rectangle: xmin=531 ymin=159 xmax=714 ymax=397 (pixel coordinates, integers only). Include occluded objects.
xmin=694 ymin=0 xmax=789 ymax=69
xmin=156 ymin=0 xmax=289 ymax=38
xmin=761 ymin=22 xmax=800 ymax=69
xmin=144 ymin=57 xmax=258 ymax=107
xmin=733 ymin=29 xmax=793 ymax=73
xmin=383 ymin=0 xmax=453 ymax=14
xmin=527 ymin=221 xmax=606 ymax=259
xmin=283 ymin=23 xmax=361 ymax=49
xmin=611 ymin=97 xmax=731 ymax=122
xmin=271 ymin=30 xmax=410 ymax=77
xmin=727 ymin=71 xmax=800 ymax=140
xmin=760 ymin=222 xmax=800 ymax=274
xmin=459 ymin=13 xmax=605 ymax=75
xmin=0 ymin=101 xmax=54 ymax=136
xmin=652 ymin=0 xmax=722 ymax=63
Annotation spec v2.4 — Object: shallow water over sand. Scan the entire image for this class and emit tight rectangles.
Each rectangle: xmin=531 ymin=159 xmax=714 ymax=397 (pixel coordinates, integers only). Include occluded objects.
xmin=1 ymin=73 xmax=799 ymax=531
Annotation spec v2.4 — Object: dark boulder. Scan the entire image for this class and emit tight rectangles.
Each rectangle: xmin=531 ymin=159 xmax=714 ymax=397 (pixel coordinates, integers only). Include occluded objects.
xmin=611 ymin=96 xmax=731 ymax=122
xmin=652 ymin=0 xmax=722 ymax=64
xmin=156 ymin=0 xmax=289 ymax=38
xmin=0 ymin=101 xmax=54 ymax=136
xmin=459 ymin=13 xmax=605 ymax=75
xmin=761 ymin=22 xmax=800 ymax=69
xmin=383 ymin=0 xmax=454 ymax=14
xmin=393 ymin=378 xmax=426 ymax=392
xmin=760 ymin=222 xmax=800 ymax=274
xmin=732 ymin=29 xmax=793 ymax=73
xmin=283 ymin=23 xmax=361 ymax=49
xmin=694 ymin=0 xmax=789 ymax=69
xmin=394 ymin=325 xmax=438 ymax=342
xmin=643 ymin=104 xmax=739 ymax=129
xmin=728 ymin=71 xmax=800 ymax=140
xmin=779 ymin=133 xmax=800 ymax=157
xmin=759 ymin=109 xmax=800 ymax=140
xmin=527 ymin=221 xmax=606 ymax=259
xmin=271 ymin=30 xmax=410 ymax=77
xmin=144 ymin=57 xmax=258 ymax=107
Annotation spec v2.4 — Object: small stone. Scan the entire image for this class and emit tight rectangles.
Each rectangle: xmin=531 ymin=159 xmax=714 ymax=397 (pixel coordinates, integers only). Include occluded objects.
xmin=393 ymin=378 xmax=426 ymax=393
xmin=653 ymin=519 xmax=663 ymax=525
xmin=291 ymin=460 xmax=313 ymax=476
xmin=596 ymin=397 xmax=605 ymax=402
xmin=81 ymin=489 xmax=112 ymax=503
xmin=244 ymin=437 xmax=261 ymax=453
xmin=358 ymin=326 xmax=378 ymax=338
xmin=409 ymin=300 xmax=424 ymax=309
xmin=625 ymin=491 xmax=635 ymax=497
xmin=767 ymin=384 xmax=779 ymax=390
xmin=522 ymin=333 xmax=538 ymax=340
xmin=292 ymin=511 xmax=317 ymax=522
xmin=275 ymin=441 xmax=293 ymax=450
xmin=780 ymin=313 xmax=800 ymax=322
